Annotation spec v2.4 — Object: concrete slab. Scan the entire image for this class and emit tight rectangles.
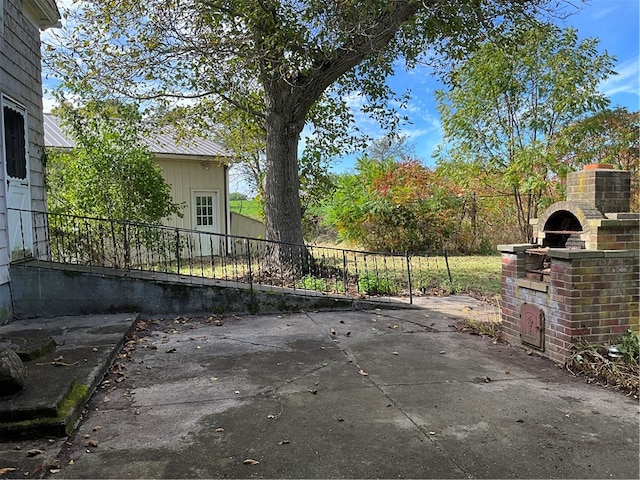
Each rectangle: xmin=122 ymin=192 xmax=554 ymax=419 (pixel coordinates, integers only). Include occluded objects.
xmin=0 ymin=304 xmax=637 ymax=478
xmin=0 ymin=314 xmax=137 ymax=438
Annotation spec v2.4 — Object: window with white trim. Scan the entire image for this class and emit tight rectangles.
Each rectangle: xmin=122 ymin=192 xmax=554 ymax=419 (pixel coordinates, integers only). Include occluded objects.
xmin=195 ymin=194 xmax=215 ymax=227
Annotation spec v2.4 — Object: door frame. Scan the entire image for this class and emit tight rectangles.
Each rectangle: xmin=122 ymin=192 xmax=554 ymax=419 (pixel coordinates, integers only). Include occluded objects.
xmin=1 ymin=95 xmax=33 ymax=259
xmin=191 ymin=189 xmax=221 ymax=256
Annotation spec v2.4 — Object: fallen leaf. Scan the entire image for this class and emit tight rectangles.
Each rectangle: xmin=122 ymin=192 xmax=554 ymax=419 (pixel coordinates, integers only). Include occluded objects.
xmin=358 ymin=369 xmax=368 ymax=376
xmin=166 ymin=348 xmax=177 ymax=353
xmin=146 ymin=345 xmax=158 ymax=350
xmin=314 ymin=381 xmax=320 ymax=386
xmin=505 ymin=370 xmax=511 ymax=375
xmin=27 ymin=449 xmax=44 ymax=457
xmin=86 ymin=440 xmax=99 ymax=448
xmin=49 ymin=469 xmax=61 ymax=475
xmin=243 ymin=459 xmax=260 ymax=465
xmin=93 ymin=426 xmax=102 ymax=431
xmin=0 ymin=468 xmax=17 ymax=475
xmin=210 ymin=377 xmax=219 ymax=382
xmin=215 ymin=427 xmax=225 ymax=433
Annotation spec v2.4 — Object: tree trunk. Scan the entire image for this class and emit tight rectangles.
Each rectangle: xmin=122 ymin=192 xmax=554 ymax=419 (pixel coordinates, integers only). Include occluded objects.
xmin=262 ymin=88 xmax=310 ymax=274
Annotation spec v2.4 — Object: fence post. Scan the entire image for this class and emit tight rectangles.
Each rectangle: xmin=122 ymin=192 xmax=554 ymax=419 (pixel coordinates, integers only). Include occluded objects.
xmin=406 ymin=251 xmax=413 ymax=305
xmin=123 ymin=223 xmax=130 ymax=269
xmin=175 ymin=229 xmax=181 ymax=274
xmin=342 ymin=250 xmax=348 ymax=293
xmin=444 ymin=250 xmax=452 ymax=284
xmin=246 ymin=239 xmax=253 ymax=291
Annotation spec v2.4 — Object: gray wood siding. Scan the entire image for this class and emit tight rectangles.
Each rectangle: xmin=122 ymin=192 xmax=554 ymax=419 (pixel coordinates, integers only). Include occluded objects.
xmin=1 ymin=0 xmax=50 ymax=283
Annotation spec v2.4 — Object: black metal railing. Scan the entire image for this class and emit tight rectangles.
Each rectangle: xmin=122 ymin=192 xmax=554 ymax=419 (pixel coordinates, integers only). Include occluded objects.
xmin=10 ymin=209 xmax=453 ymax=304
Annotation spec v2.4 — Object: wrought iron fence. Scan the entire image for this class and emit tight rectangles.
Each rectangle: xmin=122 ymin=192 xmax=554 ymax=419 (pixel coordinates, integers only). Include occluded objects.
xmin=10 ymin=209 xmax=453 ymax=304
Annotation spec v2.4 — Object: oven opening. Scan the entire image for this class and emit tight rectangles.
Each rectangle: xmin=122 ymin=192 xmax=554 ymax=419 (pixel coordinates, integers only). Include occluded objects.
xmin=542 ymin=211 xmax=584 ymax=249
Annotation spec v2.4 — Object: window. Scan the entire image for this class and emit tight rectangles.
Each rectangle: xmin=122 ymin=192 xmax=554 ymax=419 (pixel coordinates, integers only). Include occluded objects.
xmin=195 ymin=194 xmax=215 ymax=227
xmin=3 ymin=105 xmax=27 ymax=180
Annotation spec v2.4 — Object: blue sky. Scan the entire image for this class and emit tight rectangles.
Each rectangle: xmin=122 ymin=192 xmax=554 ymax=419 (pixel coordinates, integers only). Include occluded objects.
xmin=329 ymin=0 xmax=640 ymax=173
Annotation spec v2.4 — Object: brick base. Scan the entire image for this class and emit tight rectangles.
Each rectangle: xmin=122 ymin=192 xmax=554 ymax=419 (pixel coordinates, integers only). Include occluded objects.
xmin=499 ymin=245 xmax=639 ymax=364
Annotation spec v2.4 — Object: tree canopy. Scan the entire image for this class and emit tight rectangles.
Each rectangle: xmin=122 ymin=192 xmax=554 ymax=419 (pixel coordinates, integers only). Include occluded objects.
xmin=435 ymin=22 xmax=614 ymax=240
xmin=46 ymin=102 xmax=182 ymax=224
xmin=44 ymin=0 xmax=556 ymax=267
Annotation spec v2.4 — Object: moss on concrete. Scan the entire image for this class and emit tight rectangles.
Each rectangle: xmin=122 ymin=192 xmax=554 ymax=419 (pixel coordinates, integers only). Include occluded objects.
xmin=0 ymin=383 xmax=89 ymax=439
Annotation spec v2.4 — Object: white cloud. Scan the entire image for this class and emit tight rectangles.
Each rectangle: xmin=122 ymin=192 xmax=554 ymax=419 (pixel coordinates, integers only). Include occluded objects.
xmin=600 ymin=58 xmax=640 ymax=98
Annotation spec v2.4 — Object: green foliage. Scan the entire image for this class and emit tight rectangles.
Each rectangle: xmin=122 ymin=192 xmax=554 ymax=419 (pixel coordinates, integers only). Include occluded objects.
xmin=435 ymin=23 xmax=615 ymax=241
xmin=322 ymin=152 xmax=463 ymax=252
xmin=295 ymin=275 xmax=330 ymax=292
xmin=46 ymin=101 xmax=183 ymax=224
xmin=615 ymin=330 xmax=640 ymax=364
xmin=358 ymin=272 xmax=398 ymax=296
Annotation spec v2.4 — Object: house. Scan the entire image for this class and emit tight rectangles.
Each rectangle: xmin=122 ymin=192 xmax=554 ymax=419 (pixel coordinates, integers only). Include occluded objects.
xmin=44 ymin=114 xmax=266 ymax=253
xmin=1 ymin=0 xmax=60 ymax=323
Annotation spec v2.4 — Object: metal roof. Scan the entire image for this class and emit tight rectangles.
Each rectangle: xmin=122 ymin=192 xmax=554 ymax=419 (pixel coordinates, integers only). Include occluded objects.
xmin=43 ymin=113 xmax=232 ymax=159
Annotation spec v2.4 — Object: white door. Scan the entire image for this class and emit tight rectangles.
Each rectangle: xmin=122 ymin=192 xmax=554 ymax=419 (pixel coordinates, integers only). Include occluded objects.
xmin=192 ymin=190 xmax=220 ymax=256
xmin=1 ymin=99 xmax=32 ymax=259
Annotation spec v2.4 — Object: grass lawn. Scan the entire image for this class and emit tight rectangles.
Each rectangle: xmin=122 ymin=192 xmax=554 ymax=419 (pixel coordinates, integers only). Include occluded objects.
xmin=230 ymin=200 xmax=262 ymax=220
xmin=445 ymin=254 xmax=502 ymax=298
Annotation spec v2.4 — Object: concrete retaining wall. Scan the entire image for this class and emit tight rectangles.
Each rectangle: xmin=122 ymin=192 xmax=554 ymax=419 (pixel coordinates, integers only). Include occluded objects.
xmin=8 ymin=263 xmax=394 ymax=319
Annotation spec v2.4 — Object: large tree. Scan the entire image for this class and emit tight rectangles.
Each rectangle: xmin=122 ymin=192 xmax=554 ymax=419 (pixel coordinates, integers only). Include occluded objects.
xmin=435 ymin=23 xmax=614 ymax=240
xmin=45 ymin=0 xmax=555 ymax=267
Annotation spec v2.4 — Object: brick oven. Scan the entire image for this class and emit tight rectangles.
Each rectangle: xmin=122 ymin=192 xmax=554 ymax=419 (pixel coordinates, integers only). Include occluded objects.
xmin=498 ymin=165 xmax=639 ymax=364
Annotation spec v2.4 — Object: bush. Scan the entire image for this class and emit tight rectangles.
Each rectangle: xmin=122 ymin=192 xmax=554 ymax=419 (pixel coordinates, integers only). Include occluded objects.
xmin=358 ymin=272 xmax=398 ymax=295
